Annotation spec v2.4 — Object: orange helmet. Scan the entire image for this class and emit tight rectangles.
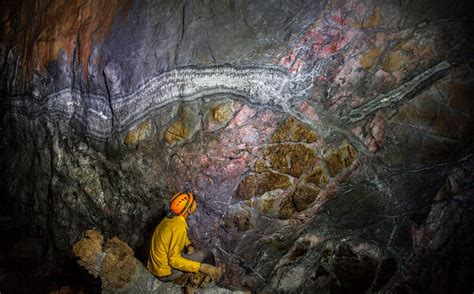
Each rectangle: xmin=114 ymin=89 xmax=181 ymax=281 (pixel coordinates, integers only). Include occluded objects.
xmin=170 ymin=192 xmax=195 ymax=216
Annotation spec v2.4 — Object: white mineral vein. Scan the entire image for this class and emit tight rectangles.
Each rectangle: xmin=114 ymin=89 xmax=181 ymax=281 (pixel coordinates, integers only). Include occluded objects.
xmin=7 ymin=65 xmax=293 ymax=140
xmin=347 ymin=61 xmax=450 ymax=123
xmin=5 ymin=61 xmax=450 ymax=140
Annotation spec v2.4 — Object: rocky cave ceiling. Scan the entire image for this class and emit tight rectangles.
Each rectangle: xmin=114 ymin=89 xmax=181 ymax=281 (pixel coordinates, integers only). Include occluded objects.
xmin=1 ymin=0 xmax=473 ymax=293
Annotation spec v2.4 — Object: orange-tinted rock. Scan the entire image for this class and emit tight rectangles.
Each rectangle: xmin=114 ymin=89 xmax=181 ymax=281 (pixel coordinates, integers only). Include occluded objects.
xmin=263 ymin=144 xmax=316 ymax=178
xmin=73 ymin=230 xmax=137 ymax=290
xmin=165 ymin=105 xmax=201 ymax=145
xmin=323 ymin=143 xmax=358 ymax=177
xmin=362 ymin=7 xmax=382 ymax=28
xmin=382 ymin=50 xmax=410 ymax=72
xmin=1 ymin=0 xmax=131 ymax=81
xmin=165 ymin=120 xmax=189 ymax=145
xmin=123 ymin=120 xmax=151 ymax=145
xmin=271 ymin=116 xmax=318 ymax=143
xmin=255 ymin=158 xmax=267 ymax=173
xmin=234 ymin=210 xmax=252 ymax=231
xmin=253 ymin=194 xmax=281 ymax=216
xmin=210 ymin=103 xmax=233 ymax=124
xmin=359 ymin=48 xmax=382 ymax=69
xmin=285 ymin=144 xmax=317 ymax=177
xmin=72 ymin=229 xmax=104 ymax=278
xmin=305 ymin=165 xmax=329 ymax=187
xmin=349 ymin=7 xmax=382 ymax=29
xmin=102 ymin=237 xmax=137 ymax=289
xmin=230 ymin=209 xmax=252 ymax=231
xmin=236 ymin=174 xmax=256 ymax=200
xmin=224 ymin=208 xmax=253 ymax=231
xmin=291 ymin=185 xmax=321 ymax=212
xmin=279 ymin=197 xmax=297 ymax=219
xmin=256 ymin=171 xmax=291 ymax=195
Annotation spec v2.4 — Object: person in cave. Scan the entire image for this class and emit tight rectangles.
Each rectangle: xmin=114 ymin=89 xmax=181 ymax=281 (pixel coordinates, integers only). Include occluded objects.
xmin=147 ymin=190 xmax=222 ymax=288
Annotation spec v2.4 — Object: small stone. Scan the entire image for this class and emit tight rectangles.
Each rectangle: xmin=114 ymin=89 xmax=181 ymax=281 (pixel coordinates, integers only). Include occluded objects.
xmin=362 ymin=7 xmax=382 ymax=28
xmin=291 ymin=184 xmax=321 ymax=212
xmin=256 ymin=171 xmax=291 ymax=195
xmin=271 ymin=116 xmax=318 ymax=143
xmin=252 ymin=190 xmax=290 ymax=217
xmin=264 ymin=144 xmax=316 ymax=178
xmin=279 ymin=197 xmax=297 ymax=219
xmin=323 ymin=143 xmax=358 ymax=177
xmin=236 ymin=174 xmax=256 ymax=200
xmin=210 ymin=103 xmax=233 ymax=124
xmin=257 ymin=198 xmax=277 ymax=215
xmin=359 ymin=48 xmax=382 ymax=69
xmin=305 ymin=166 xmax=329 ymax=187
xmin=382 ymin=50 xmax=410 ymax=72
xmin=165 ymin=120 xmax=189 ymax=145
xmin=232 ymin=209 xmax=252 ymax=231
xmin=255 ymin=158 xmax=267 ymax=173
xmin=223 ymin=205 xmax=251 ymax=231
xmin=123 ymin=120 xmax=151 ymax=145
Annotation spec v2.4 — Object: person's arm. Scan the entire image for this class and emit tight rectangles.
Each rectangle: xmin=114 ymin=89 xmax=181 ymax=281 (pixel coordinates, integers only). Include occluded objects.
xmin=184 ymin=234 xmax=194 ymax=253
xmin=168 ymin=226 xmax=222 ymax=280
xmin=168 ymin=227 xmax=201 ymax=273
xmin=186 ymin=244 xmax=194 ymax=254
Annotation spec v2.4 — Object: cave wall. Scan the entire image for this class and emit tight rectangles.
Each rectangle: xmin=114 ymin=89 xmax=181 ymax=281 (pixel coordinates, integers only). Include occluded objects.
xmin=1 ymin=0 xmax=474 ymax=293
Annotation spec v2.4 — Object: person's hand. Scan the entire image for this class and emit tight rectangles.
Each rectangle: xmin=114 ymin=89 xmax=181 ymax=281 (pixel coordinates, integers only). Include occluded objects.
xmin=199 ymin=263 xmax=222 ymax=281
xmin=187 ymin=245 xmax=194 ymax=254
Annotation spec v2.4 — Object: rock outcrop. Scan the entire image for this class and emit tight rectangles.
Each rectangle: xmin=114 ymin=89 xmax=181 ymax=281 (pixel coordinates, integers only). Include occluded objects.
xmin=72 ymin=229 xmax=244 ymax=293
xmin=1 ymin=0 xmax=473 ymax=292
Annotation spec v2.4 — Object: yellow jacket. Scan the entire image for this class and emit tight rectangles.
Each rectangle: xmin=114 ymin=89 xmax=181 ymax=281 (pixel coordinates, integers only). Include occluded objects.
xmin=147 ymin=215 xmax=201 ymax=277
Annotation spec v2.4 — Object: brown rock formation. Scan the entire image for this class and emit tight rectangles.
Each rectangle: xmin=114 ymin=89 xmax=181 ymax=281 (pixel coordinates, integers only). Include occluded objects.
xmin=72 ymin=229 xmax=104 ymax=278
xmin=236 ymin=174 xmax=256 ymax=200
xmin=0 ymin=0 xmax=132 ymax=82
xmin=123 ymin=121 xmax=152 ymax=145
xmin=270 ymin=117 xmax=318 ymax=143
xmin=73 ymin=230 xmax=137 ymax=289
xmin=166 ymin=120 xmax=190 ymax=145
xmin=263 ymin=144 xmax=316 ymax=178
xmin=73 ymin=230 xmax=183 ymax=293
xmin=323 ymin=143 xmax=358 ymax=177
xmin=101 ymin=237 xmax=137 ymax=289
xmin=256 ymin=171 xmax=291 ymax=195
xmin=210 ymin=103 xmax=233 ymax=125
xmin=291 ymin=184 xmax=322 ymax=212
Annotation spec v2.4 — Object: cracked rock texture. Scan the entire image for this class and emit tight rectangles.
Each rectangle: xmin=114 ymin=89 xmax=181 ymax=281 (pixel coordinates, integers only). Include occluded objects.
xmin=1 ymin=0 xmax=474 ymax=293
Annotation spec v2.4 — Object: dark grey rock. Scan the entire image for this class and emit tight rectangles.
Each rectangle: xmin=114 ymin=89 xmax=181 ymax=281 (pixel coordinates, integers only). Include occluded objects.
xmin=1 ymin=0 xmax=474 ymax=292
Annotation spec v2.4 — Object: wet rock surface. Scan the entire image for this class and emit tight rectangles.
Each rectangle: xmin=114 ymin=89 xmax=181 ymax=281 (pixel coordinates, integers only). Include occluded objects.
xmin=1 ymin=0 xmax=474 ymax=293
xmin=73 ymin=229 xmax=244 ymax=294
